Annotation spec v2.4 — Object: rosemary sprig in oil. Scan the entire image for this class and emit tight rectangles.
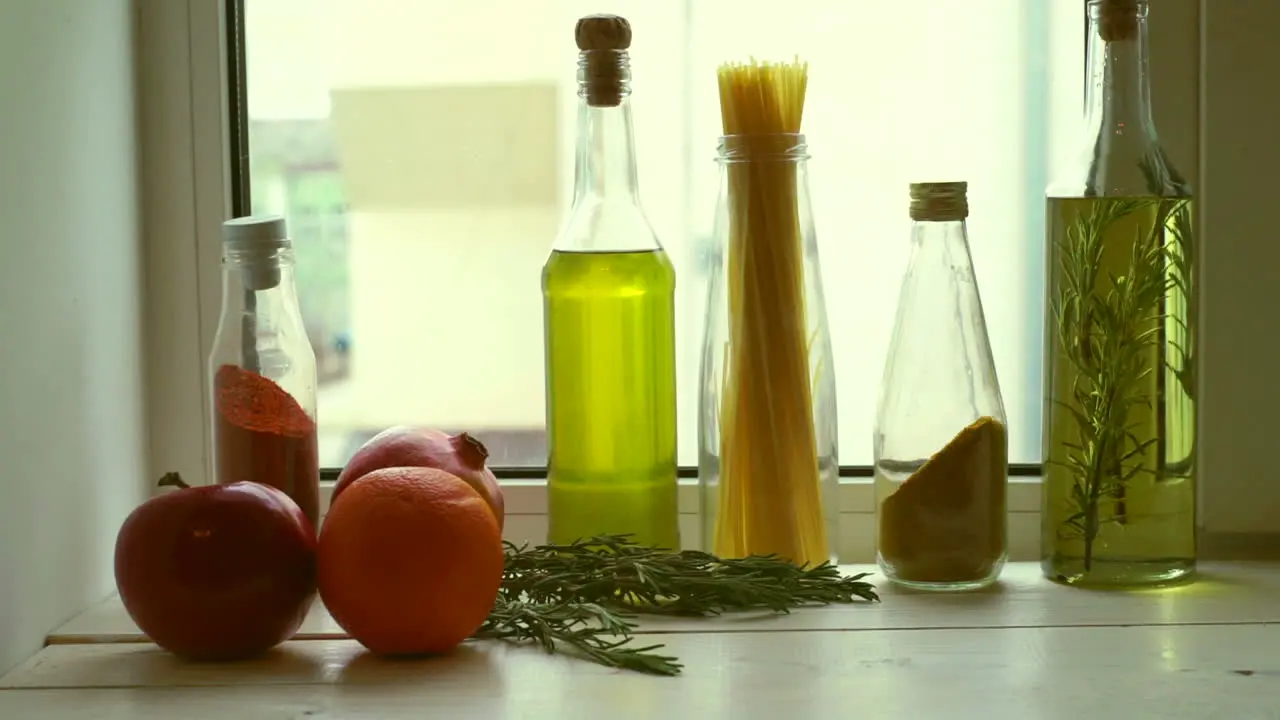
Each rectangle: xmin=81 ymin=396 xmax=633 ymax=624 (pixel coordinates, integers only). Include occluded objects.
xmin=476 ymin=535 xmax=879 ymax=675
xmin=1049 ymin=196 xmax=1194 ymax=570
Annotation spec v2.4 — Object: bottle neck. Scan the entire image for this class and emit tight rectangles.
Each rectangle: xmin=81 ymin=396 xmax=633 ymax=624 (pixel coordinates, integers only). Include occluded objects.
xmin=906 ymin=208 xmax=978 ymax=292
xmin=571 ymin=51 xmax=640 ymax=205
xmin=1085 ymin=3 xmax=1155 ymax=141
xmin=217 ymin=249 xmax=306 ymax=376
xmin=911 ymin=219 xmax=969 ymax=252
xmin=551 ymin=51 xmax=662 ymax=254
xmin=220 ymin=247 xmax=299 ymax=297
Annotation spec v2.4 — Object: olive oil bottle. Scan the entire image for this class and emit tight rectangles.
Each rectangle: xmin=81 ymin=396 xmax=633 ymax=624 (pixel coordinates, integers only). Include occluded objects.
xmin=1043 ymin=196 xmax=1196 ymax=585
xmin=1041 ymin=0 xmax=1197 ymax=587
xmin=542 ymin=14 xmax=679 ymax=548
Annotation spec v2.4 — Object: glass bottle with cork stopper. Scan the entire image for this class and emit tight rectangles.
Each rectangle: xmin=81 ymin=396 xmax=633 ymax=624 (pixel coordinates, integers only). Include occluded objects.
xmin=874 ymin=182 xmax=1008 ymax=591
xmin=208 ymin=215 xmax=321 ymax=532
xmin=541 ymin=14 xmax=680 ymax=549
xmin=1041 ymin=0 xmax=1196 ymax=587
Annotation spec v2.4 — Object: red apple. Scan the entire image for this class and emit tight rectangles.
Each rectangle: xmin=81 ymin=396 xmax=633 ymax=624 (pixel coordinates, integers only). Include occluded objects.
xmin=334 ymin=426 xmax=505 ymax=528
xmin=113 ymin=473 xmax=317 ymax=661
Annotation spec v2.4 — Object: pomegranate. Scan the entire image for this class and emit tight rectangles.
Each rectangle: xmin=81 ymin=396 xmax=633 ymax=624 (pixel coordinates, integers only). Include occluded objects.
xmin=113 ymin=473 xmax=317 ymax=661
xmin=334 ymin=427 xmax=505 ymax=529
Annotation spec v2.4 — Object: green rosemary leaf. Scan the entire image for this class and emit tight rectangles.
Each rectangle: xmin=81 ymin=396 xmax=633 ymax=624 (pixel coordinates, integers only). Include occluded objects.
xmin=1118 ymin=438 xmax=1157 ymax=464
xmin=1052 ymin=399 xmax=1092 ymax=430
xmin=1119 ymin=461 xmax=1151 ymax=484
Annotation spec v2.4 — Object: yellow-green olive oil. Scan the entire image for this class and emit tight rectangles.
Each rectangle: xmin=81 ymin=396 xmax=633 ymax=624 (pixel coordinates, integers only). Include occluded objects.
xmin=542 ymin=248 xmax=679 ymax=548
xmin=1041 ymin=196 xmax=1197 ymax=586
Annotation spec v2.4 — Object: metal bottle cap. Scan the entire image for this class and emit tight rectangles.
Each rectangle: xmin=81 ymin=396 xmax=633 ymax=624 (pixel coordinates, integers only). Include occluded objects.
xmin=909 ymin=181 xmax=969 ymax=222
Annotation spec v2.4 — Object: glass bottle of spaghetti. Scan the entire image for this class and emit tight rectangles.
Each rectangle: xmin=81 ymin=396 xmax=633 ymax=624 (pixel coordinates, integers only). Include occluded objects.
xmin=874 ymin=182 xmax=1008 ymax=591
xmin=1041 ymin=0 xmax=1196 ymax=587
xmin=698 ymin=59 xmax=838 ymax=567
xmin=208 ymin=215 xmax=321 ymax=532
xmin=542 ymin=14 xmax=679 ymax=549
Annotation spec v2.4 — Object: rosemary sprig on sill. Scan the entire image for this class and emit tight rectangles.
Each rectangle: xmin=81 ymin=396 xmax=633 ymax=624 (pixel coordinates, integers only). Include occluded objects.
xmin=503 ymin=534 xmax=880 ymax=612
xmin=476 ymin=534 xmax=879 ymax=676
xmin=475 ymin=597 xmax=684 ymax=676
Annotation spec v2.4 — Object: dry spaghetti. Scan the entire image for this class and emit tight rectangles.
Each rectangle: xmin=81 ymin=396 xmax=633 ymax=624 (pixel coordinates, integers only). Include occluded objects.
xmin=713 ymin=58 xmax=829 ymax=566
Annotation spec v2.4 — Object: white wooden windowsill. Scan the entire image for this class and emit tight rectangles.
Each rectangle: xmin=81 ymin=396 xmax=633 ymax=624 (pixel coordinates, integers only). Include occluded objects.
xmin=3 ymin=562 xmax=1278 ymax=718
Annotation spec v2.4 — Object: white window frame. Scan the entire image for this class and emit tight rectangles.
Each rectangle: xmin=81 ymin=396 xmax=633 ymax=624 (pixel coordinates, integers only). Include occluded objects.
xmin=139 ymin=0 xmax=1276 ymax=561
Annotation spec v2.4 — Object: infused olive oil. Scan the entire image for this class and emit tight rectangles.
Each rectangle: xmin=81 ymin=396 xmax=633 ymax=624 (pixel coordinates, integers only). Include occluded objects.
xmin=543 ymin=249 xmax=678 ymax=548
xmin=1042 ymin=196 xmax=1196 ymax=586
xmin=1040 ymin=0 xmax=1199 ymax=587
xmin=544 ymin=16 xmax=680 ymax=547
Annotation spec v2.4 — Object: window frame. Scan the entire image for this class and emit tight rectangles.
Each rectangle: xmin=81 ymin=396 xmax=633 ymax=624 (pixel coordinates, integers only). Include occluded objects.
xmin=140 ymin=0 xmax=1276 ymax=559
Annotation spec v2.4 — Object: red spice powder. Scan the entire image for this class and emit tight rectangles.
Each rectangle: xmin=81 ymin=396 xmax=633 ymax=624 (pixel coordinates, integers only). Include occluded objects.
xmin=214 ymin=364 xmax=320 ymax=531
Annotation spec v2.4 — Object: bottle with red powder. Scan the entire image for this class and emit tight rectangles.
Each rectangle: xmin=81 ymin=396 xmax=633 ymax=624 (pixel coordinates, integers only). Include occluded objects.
xmin=208 ymin=216 xmax=320 ymax=531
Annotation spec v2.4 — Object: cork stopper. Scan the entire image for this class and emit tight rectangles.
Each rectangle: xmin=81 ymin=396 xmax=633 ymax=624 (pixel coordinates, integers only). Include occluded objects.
xmin=575 ymin=14 xmax=631 ymax=108
xmin=1097 ymin=0 xmax=1140 ymax=42
xmin=909 ymin=181 xmax=969 ymax=222
xmin=576 ymin=14 xmax=631 ymax=51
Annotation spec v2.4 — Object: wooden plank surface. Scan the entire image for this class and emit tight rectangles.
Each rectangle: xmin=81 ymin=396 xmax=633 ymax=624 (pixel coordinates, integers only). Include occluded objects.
xmin=3 ymin=625 xmax=1280 ymax=718
xmin=46 ymin=562 xmax=1280 ymax=645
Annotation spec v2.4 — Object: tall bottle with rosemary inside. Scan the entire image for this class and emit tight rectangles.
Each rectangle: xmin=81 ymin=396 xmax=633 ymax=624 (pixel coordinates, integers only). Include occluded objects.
xmin=542 ymin=15 xmax=680 ymax=549
xmin=1041 ymin=0 xmax=1196 ymax=587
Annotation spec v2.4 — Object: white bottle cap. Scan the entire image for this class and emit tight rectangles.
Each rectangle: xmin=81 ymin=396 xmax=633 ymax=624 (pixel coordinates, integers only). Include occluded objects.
xmin=222 ymin=215 xmax=289 ymax=250
xmin=222 ymin=215 xmax=290 ymax=291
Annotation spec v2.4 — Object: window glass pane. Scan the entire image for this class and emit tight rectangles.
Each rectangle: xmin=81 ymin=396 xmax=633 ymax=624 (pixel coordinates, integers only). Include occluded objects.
xmin=244 ymin=0 xmax=1083 ymax=469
